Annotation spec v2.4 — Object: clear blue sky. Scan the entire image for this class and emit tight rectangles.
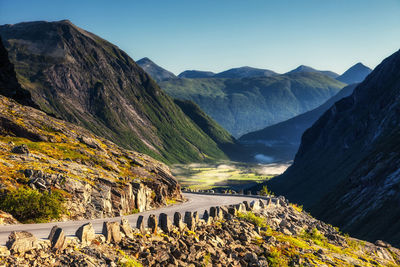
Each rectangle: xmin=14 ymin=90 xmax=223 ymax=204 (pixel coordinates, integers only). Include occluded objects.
xmin=1 ymin=0 xmax=400 ymax=75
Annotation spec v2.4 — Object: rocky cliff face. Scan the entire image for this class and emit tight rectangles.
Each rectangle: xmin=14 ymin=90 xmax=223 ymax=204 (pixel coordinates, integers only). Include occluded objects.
xmin=0 ymin=37 xmax=36 ymax=108
xmin=0 ymin=94 xmax=182 ymax=221
xmin=268 ymin=49 xmax=400 ymax=246
xmin=0 ymin=20 xmax=231 ymax=164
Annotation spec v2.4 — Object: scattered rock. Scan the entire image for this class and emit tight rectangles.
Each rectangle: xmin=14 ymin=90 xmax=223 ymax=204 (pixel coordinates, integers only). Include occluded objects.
xmin=11 ymin=144 xmax=29 ymax=154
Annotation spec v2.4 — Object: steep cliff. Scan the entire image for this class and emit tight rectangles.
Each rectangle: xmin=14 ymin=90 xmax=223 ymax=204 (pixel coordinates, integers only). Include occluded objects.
xmin=0 ymin=20 xmax=231 ymax=164
xmin=268 ymin=49 xmax=400 ymax=246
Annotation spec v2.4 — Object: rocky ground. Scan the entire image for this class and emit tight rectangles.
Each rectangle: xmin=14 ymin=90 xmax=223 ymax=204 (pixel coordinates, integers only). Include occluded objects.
xmin=1 ymin=196 xmax=398 ymax=267
xmin=0 ymin=95 xmax=182 ymax=223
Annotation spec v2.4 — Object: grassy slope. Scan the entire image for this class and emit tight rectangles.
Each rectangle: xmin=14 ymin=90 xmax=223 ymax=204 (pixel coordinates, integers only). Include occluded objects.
xmin=160 ymin=73 xmax=346 ymax=137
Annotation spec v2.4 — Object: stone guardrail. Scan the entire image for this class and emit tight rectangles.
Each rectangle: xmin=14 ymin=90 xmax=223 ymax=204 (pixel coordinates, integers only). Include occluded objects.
xmin=3 ymin=195 xmax=289 ymax=255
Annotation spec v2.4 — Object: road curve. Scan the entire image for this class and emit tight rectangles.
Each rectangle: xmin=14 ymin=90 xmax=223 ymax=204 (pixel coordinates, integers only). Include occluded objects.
xmin=0 ymin=193 xmax=262 ymax=245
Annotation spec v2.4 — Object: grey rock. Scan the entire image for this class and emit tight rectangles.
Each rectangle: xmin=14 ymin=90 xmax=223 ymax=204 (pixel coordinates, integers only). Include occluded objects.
xmin=11 ymin=144 xmax=29 ymax=155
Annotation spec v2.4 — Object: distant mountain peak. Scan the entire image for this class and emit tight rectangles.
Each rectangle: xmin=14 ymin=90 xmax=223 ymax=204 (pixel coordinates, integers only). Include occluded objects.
xmin=336 ymin=62 xmax=372 ymax=84
xmin=178 ymin=70 xmax=215 ymax=78
xmin=214 ymin=66 xmax=277 ymax=78
xmin=136 ymin=57 xmax=176 ymax=82
xmin=288 ymin=65 xmax=339 ymax=79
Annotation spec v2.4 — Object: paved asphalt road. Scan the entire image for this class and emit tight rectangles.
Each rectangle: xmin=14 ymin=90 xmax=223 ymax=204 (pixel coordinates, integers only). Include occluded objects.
xmin=0 ymin=193 xmax=262 ymax=245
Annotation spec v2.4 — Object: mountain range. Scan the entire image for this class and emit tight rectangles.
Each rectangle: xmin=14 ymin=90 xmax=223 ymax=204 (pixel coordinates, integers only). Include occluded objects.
xmin=0 ymin=20 xmax=238 ymax=164
xmin=266 ymin=48 xmax=400 ymax=246
xmin=160 ymin=73 xmax=345 ymax=137
xmin=336 ymin=62 xmax=372 ymax=84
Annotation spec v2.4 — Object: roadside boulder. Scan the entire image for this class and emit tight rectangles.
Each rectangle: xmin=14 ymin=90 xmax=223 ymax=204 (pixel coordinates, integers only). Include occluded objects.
xmin=137 ymin=215 xmax=146 ymax=234
xmin=148 ymin=214 xmax=158 ymax=234
xmin=159 ymin=213 xmax=172 ymax=233
xmin=184 ymin=211 xmax=195 ymax=231
xmin=6 ymin=231 xmax=40 ymax=254
xmin=121 ymin=218 xmax=134 ymax=239
xmin=173 ymin=212 xmax=184 ymax=231
xmin=76 ymin=222 xmax=96 ymax=246
xmin=102 ymin=221 xmax=122 ymax=243
xmin=48 ymin=226 xmax=67 ymax=251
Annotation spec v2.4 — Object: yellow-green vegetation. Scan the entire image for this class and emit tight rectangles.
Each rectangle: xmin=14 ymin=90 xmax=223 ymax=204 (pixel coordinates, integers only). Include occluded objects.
xmin=0 ymin=187 xmax=64 ymax=223
xmin=260 ymin=185 xmax=274 ymax=196
xmin=236 ymin=212 xmax=392 ymax=266
xmin=237 ymin=212 xmax=267 ymax=228
xmin=172 ymin=162 xmax=279 ymax=190
xmin=202 ymin=253 xmax=211 ymax=267
xmin=291 ymin=203 xmax=303 ymax=213
xmin=117 ymin=250 xmax=143 ymax=267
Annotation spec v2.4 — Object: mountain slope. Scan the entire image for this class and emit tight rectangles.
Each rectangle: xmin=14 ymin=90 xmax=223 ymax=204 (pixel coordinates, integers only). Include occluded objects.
xmin=136 ymin=57 xmax=176 ymax=82
xmin=288 ymin=65 xmax=339 ymax=79
xmin=160 ymin=73 xmax=346 ymax=137
xmin=178 ymin=70 xmax=215 ymax=78
xmin=214 ymin=66 xmax=277 ymax=78
xmin=240 ymin=83 xmax=357 ymax=161
xmin=268 ymin=49 xmax=400 ymax=246
xmin=0 ymin=20 xmax=232 ymax=164
xmin=0 ymin=39 xmax=182 ymax=222
xmin=0 ymin=37 xmax=36 ymax=108
xmin=336 ymin=62 xmax=372 ymax=84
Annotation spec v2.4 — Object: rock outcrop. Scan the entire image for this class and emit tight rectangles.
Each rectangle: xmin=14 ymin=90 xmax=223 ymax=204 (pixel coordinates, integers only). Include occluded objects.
xmin=0 ymin=94 xmax=182 ymax=222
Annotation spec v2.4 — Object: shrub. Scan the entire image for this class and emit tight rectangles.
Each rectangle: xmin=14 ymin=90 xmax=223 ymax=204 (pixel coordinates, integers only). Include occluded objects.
xmin=260 ymin=185 xmax=274 ymax=196
xmin=0 ymin=187 xmax=64 ymax=223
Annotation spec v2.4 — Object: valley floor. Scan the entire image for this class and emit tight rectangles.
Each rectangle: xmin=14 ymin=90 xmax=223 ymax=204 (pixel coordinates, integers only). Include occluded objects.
xmin=171 ymin=161 xmax=290 ymax=191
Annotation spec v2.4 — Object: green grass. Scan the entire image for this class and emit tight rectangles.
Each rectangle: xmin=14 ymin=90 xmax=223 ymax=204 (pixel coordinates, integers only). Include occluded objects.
xmin=172 ymin=162 xmax=276 ymax=190
xmin=237 ymin=211 xmax=267 ymax=228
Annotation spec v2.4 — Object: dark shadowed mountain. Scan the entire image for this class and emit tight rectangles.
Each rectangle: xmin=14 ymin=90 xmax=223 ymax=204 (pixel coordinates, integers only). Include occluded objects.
xmin=267 ymin=48 xmax=400 ymax=246
xmin=0 ymin=37 xmax=37 ymax=108
xmin=287 ymin=65 xmax=339 ymax=79
xmin=178 ymin=70 xmax=215 ymax=78
xmin=160 ymin=73 xmax=346 ymax=137
xmin=136 ymin=57 xmax=176 ymax=82
xmin=336 ymin=62 xmax=372 ymax=84
xmin=0 ymin=20 xmax=236 ymax=164
xmin=214 ymin=66 xmax=277 ymax=78
xmin=240 ymin=83 xmax=357 ymax=161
